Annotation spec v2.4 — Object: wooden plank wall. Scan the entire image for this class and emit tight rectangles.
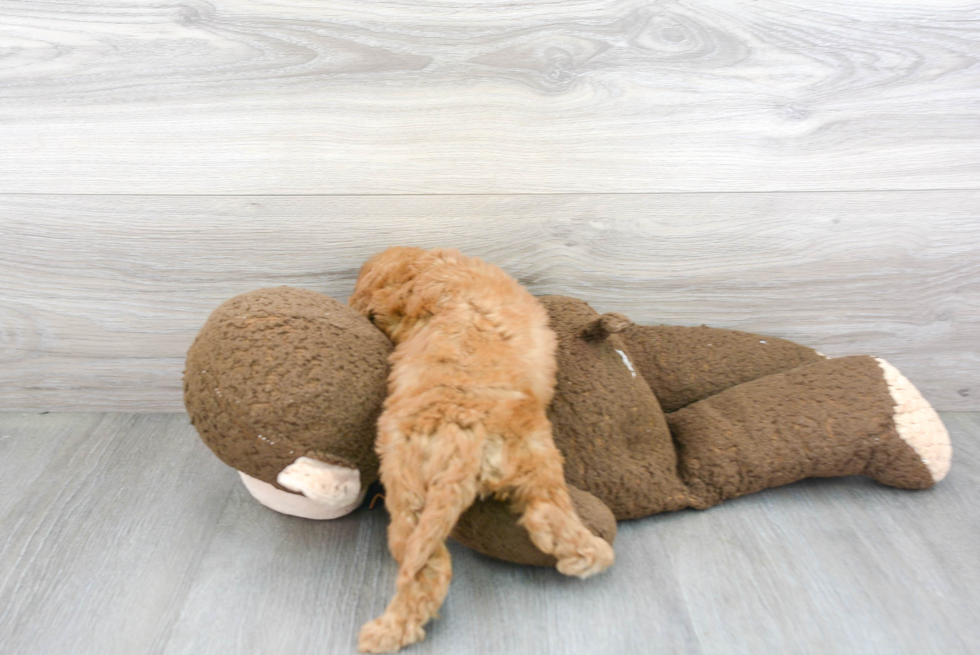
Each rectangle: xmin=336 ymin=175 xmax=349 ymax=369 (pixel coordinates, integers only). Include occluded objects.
xmin=1 ymin=0 xmax=978 ymax=411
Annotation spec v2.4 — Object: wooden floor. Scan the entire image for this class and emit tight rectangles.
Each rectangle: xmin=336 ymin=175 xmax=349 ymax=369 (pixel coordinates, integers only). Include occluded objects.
xmin=0 ymin=412 xmax=977 ymax=655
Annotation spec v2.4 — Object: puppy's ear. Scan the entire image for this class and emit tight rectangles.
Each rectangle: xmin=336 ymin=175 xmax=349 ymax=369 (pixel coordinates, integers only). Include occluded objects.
xmin=349 ymin=247 xmax=426 ymax=316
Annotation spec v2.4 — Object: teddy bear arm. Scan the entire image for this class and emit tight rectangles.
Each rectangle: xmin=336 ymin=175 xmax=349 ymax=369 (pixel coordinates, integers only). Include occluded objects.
xmin=450 ymin=485 xmax=617 ymax=566
xmin=621 ymin=324 xmax=825 ymax=413
xmin=666 ymin=355 xmax=951 ymax=508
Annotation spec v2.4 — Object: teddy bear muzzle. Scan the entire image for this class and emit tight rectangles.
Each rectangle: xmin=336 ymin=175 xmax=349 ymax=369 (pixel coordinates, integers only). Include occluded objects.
xmin=238 ymin=457 xmax=367 ymax=520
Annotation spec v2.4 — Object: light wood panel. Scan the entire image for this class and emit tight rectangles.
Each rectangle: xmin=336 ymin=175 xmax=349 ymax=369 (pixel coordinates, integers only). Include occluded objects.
xmin=1 ymin=0 xmax=979 ymax=194
xmin=1 ymin=191 xmax=977 ymax=411
xmin=0 ymin=412 xmax=977 ymax=654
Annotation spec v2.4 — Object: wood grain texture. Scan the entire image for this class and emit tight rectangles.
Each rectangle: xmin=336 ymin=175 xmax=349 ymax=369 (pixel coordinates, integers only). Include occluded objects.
xmin=0 ymin=412 xmax=976 ymax=654
xmin=1 ymin=0 xmax=979 ymax=193
xmin=1 ymin=191 xmax=977 ymax=411
xmin=0 ymin=413 xmax=236 ymax=655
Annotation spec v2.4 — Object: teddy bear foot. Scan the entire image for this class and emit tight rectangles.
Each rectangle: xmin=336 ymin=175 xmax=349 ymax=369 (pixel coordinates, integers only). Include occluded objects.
xmin=875 ymin=358 xmax=953 ymax=485
xmin=358 ymin=612 xmax=425 ymax=653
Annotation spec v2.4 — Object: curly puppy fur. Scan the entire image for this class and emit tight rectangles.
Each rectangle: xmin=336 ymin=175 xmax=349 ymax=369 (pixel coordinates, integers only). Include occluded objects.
xmin=350 ymin=247 xmax=614 ymax=653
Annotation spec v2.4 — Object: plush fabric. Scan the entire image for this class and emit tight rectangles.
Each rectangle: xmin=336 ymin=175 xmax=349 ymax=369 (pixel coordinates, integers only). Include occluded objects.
xmin=536 ymin=296 xmax=693 ymax=519
xmin=621 ymin=323 xmax=825 ymax=413
xmin=185 ymin=287 xmax=391 ymax=490
xmin=184 ymin=287 xmax=951 ymax=567
xmin=667 ymin=355 xmax=935 ymax=509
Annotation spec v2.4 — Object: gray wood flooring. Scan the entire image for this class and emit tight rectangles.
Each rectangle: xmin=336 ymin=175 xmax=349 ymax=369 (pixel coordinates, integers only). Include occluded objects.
xmin=0 ymin=412 xmax=977 ymax=655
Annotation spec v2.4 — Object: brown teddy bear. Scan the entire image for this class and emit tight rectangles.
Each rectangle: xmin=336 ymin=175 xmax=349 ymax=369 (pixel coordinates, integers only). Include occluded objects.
xmin=184 ymin=286 xmax=951 ymax=566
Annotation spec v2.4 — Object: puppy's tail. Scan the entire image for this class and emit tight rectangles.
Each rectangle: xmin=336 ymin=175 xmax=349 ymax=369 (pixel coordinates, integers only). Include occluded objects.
xmin=398 ymin=423 xmax=481 ymax=584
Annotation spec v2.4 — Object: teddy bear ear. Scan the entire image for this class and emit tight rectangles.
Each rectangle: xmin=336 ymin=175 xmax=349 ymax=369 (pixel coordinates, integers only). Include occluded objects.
xmin=581 ymin=312 xmax=633 ymax=340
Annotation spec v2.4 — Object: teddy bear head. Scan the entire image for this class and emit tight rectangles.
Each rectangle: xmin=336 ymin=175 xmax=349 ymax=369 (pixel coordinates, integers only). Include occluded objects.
xmin=184 ymin=286 xmax=392 ymax=518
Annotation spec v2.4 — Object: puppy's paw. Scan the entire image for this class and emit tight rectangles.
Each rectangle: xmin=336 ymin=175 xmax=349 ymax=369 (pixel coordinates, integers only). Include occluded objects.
xmin=358 ymin=612 xmax=425 ymax=653
xmin=556 ymin=535 xmax=615 ymax=579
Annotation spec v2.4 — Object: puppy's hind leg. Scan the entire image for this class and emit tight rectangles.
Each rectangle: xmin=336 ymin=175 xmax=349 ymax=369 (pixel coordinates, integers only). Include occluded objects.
xmin=359 ymin=425 xmax=481 ymax=654
xmin=509 ymin=441 xmax=615 ymax=579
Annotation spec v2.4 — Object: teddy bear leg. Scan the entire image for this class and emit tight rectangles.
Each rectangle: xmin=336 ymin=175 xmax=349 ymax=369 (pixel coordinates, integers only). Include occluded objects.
xmin=665 ymin=356 xmax=951 ymax=509
xmin=620 ymin=324 xmax=826 ymax=413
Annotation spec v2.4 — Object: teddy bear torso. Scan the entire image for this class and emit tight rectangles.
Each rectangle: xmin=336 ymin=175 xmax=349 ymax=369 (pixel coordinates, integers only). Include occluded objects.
xmin=539 ymin=296 xmax=694 ymax=519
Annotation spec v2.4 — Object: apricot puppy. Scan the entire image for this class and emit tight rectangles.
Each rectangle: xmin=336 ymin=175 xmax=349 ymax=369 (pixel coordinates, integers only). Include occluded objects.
xmin=350 ymin=247 xmax=614 ymax=653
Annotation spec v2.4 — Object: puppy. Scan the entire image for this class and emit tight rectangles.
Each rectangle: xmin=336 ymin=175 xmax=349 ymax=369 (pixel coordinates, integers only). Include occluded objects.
xmin=349 ymin=247 xmax=615 ymax=653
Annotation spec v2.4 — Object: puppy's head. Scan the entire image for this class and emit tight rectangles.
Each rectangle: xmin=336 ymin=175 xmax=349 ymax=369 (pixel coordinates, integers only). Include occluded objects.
xmin=349 ymin=246 xmax=428 ymax=338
